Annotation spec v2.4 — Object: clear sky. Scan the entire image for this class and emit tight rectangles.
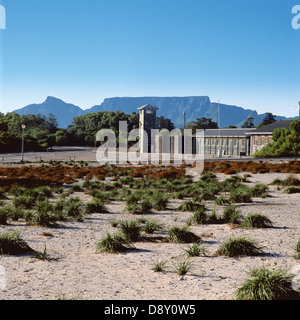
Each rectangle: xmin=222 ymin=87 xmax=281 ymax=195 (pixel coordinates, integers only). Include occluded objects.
xmin=0 ymin=0 xmax=299 ymax=117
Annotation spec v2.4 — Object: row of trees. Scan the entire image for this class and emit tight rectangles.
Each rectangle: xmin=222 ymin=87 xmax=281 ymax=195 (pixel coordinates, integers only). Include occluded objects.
xmin=0 ymin=111 xmax=176 ymax=153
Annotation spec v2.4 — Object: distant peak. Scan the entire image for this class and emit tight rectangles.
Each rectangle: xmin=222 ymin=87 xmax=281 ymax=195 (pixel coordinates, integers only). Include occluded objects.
xmin=45 ymin=96 xmax=62 ymax=103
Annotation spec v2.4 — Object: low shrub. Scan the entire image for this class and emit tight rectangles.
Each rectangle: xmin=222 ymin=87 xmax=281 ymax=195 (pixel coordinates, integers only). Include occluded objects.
xmin=216 ymin=237 xmax=262 ymax=257
xmin=125 ymin=199 xmax=153 ymax=215
xmin=0 ymin=231 xmax=36 ymax=255
xmin=222 ymin=205 xmax=241 ymax=224
xmin=0 ymin=207 xmax=9 ymax=225
xmin=139 ymin=218 xmax=163 ymax=234
xmin=12 ymin=195 xmax=36 ymax=210
xmin=283 ymin=186 xmax=300 ymax=194
xmin=241 ymin=213 xmax=273 ymax=228
xmin=96 ymin=232 xmax=132 ymax=253
xmin=229 ymin=186 xmax=252 ymax=203
xmin=118 ymin=220 xmax=142 ymax=242
xmin=235 ymin=266 xmax=297 ymax=300
xmin=151 ymin=192 xmax=169 ymax=210
xmin=214 ymin=195 xmax=230 ymax=206
xmin=250 ymin=184 xmax=269 ymax=198
xmin=167 ymin=225 xmax=202 ymax=243
xmin=25 ymin=200 xmax=58 ymax=227
xmin=85 ymin=199 xmax=108 ymax=214
xmin=176 ymin=200 xmax=205 ymax=212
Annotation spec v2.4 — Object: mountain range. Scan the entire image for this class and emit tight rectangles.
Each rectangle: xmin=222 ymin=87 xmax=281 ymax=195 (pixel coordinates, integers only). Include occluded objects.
xmin=11 ymin=96 xmax=295 ymax=129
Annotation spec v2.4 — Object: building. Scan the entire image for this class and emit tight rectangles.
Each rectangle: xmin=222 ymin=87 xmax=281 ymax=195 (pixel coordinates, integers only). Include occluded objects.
xmin=137 ymin=105 xmax=296 ymax=157
xmin=247 ymin=119 xmax=295 ymax=155
xmin=194 ymin=128 xmax=255 ymax=157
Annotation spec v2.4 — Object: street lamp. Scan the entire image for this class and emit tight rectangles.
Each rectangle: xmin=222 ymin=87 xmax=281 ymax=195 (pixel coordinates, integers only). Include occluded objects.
xmin=21 ymin=124 xmax=26 ymax=162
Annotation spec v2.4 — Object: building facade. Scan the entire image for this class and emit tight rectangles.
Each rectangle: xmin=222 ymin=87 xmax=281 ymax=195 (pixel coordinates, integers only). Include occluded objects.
xmin=247 ymin=120 xmax=294 ymax=155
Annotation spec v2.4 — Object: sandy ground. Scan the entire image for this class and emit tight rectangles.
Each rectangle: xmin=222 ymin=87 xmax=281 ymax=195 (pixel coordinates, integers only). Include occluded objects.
xmin=0 ymin=172 xmax=300 ymax=300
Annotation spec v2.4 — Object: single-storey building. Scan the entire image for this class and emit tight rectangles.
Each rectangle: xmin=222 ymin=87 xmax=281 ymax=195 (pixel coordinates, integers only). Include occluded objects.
xmin=247 ymin=119 xmax=295 ymax=155
xmin=194 ymin=128 xmax=255 ymax=157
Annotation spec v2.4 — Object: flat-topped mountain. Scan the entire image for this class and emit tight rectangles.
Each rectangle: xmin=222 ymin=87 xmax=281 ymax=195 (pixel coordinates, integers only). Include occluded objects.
xmin=11 ymin=96 xmax=292 ymax=128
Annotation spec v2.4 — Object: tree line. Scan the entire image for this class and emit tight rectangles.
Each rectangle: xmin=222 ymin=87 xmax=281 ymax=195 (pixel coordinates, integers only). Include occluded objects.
xmin=0 ymin=111 xmax=175 ymax=153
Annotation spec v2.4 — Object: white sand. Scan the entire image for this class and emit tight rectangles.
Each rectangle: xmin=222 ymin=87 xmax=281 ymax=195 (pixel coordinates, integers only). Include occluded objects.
xmin=0 ymin=172 xmax=300 ymax=300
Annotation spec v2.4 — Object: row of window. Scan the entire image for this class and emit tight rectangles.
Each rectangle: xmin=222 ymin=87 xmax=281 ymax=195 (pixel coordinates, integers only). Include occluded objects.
xmin=197 ymin=138 xmax=246 ymax=146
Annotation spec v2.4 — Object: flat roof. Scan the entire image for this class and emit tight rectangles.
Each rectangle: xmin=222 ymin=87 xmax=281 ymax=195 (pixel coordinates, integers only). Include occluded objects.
xmin=194 ymin=128 xmax=255 ymax=138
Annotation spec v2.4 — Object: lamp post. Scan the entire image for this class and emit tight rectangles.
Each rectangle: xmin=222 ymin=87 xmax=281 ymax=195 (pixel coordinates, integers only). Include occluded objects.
xmin=21 ymin=124 xmax=26 ymax=162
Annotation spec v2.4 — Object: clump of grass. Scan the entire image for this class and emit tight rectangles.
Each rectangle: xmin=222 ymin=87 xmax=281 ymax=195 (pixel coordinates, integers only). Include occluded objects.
xmin=25 ymin=200 xmax=58 ymax=227
xmin=118 ymin=220 xmax=142 ymax=242
xmin=176 ymin=200 xmax=204 ymax=212
xmin=0 ymin=190 xmax=8 ymax=200
xmin=96 ymin=232 xmax=132 ymax=253
xmin=271 ymin=174 xmax=300 ymax=186
xmin=183 ymin=242 xmax=207 ymax=257
xmin=167 ymin=225 xmax=201 ymax=243
xmin=172 ymin=258 xmax=192 ymax=276
xmin=33 ymin=244 xmax=58 ymax=261
xmin=222 ymin=175 xmax=245 ymax=192
xmin=295 ymin=237 xmax=300 ymax=259
xmin=222 ymin=205 xmax=241 ymax=224
xmin=214 ymin=195 xmax=230 ymax=206
xmin=125 ymin=199 xmax=153 ymax=215
xmin=216 ymin=237 xmax=262 ymax=257
xmin=283 ymin=186 xmax=300 ymax=194
xmin=249 ymin=183 xmax=269 ymax=198
xmin=0 ymin=207 xmax=9 ymax=225
xmin=235 ymin=266 xmax=297 ymax=300
xmin=241 ymin=212 xmax=273 ymax=228
xmin=12 ymin=195 xmax=36 ymax=210
xmin=85 ymin=198 xmax=108 ymax=214
xmin=151 ymin=191 xmax=169 ymax=210
xmin=0 ymin=231 xmax=36 ymax=255
xmin=64 ymin=197 xmax=85 ymax=221
xmin=152 ymin=260 xmax=168 ymax=273
xmin=139 ymin=218 xmax=163 ymax=234
xmin=229 ymin=186 xmax=252 ymax=203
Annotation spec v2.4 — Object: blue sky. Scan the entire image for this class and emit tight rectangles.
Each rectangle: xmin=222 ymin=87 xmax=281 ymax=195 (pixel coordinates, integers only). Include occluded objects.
xmin=0 ymin=0 xmax=299 ymax=117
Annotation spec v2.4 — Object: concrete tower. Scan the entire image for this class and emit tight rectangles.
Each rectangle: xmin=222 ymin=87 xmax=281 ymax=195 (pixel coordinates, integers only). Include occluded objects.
xmin=138 ymin=104 xmax=159 ymax=153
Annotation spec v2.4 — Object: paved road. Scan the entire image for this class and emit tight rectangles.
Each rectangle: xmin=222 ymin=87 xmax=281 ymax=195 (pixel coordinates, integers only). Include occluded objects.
xmin=0 ymin=146 xmax=299 ymax=164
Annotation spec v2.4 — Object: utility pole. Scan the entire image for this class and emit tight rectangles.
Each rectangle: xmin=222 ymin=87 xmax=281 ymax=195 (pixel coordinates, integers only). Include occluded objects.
xmin=21 ymin=124 xmax=26 ymax=162
xmin=218 ymin=100 xmax=222 ymax=158
xmin=183 ymin=112 xmax=186 ymax=129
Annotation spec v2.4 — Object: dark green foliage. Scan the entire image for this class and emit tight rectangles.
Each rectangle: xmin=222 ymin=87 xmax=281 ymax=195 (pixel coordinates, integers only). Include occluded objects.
xmin=167 ymin=225 xmax=202 ymax=243
xmin=222 ymin=205 xmax=241 ymax=224
xmin=118 ymin=220 xmax=142 ymax=242
xmin=217 ymin=237 xmax=262 ymax=257
xmin=12 ymin=195 xmax=36 ymax=210
xmin=151 ymin=191 xmax=169 ymax=210
xmin=235 ymin=267 xmax=297 ymax=300
xmin=241 ymin=213 xmax=273 ymax=228
xmin=254 ymin=119 xmax=300 ymax=157
xmin=176 ymin=200 xmax=205 ymax=212
xmin=229 ymin=186 xmax=252 ymax=203
xmin=96 ymin=232 xmax=132 ymax=253
xmin=0 ymin=231 xmax=36 ymax=255
xmin=0 ymin=112 xmax=58 ymax=152
xmin=85 ymin=198 xmax=108 ymax=214
xmin=283 ymin=186 xmax=300 ymax=194
xmin=249 ymin=184 xmax=269 ymax=198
